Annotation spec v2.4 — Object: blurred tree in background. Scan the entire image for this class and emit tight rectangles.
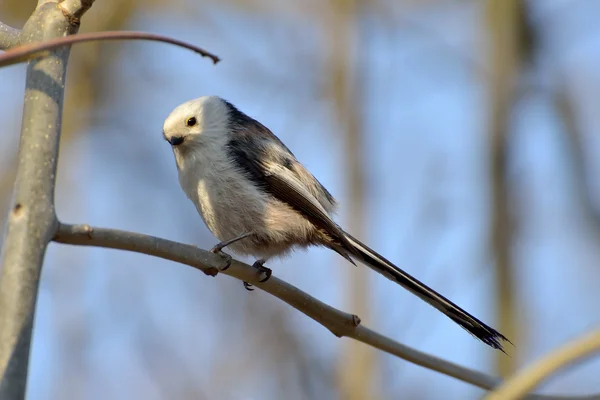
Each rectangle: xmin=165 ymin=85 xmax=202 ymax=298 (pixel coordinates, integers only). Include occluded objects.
xmin=1 ymin=0 xmax=600 ymax=399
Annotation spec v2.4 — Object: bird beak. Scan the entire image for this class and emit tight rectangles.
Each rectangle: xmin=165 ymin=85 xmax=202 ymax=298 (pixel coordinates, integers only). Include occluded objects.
xmin=167 ymin=136 xmax=184 ymax=146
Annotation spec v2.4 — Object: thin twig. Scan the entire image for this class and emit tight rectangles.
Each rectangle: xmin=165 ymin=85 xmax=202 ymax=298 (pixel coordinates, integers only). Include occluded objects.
xmin=485 ymin=331 xmax=600 ymax=400
xmin=51 ymin=223 xmax=596 ymax=399
xmin=0 ymin=22 xmax=20 ymax=50
xmin=0 ymin=31 xmax=220 ymax=68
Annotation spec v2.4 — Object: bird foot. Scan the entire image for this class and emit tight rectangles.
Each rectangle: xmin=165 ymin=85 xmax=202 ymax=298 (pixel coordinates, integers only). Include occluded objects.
xmin=243 ymin=259 xmax=272 ymax=291
xmin=216 ymin=252 xmax=233 ymax=272
xmin=209 ymin=245 xmax=233 ymax=273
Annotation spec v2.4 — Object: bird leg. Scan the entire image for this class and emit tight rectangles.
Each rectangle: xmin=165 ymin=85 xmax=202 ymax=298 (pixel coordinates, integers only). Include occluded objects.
xmin=243 ymin=258 xmax=272 ymax=291
xmin=210 ymin=232 xmax=254 ymax=253
xmin=210 ymin=232 xmax=253 ymax=272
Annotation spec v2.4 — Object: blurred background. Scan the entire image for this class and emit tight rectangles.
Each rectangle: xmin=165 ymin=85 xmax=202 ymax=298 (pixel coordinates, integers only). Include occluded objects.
xmin=1 ymin=0 xmax=600 ymax=399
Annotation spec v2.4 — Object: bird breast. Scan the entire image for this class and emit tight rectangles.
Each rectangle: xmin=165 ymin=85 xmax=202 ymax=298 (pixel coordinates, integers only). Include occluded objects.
xmin=177 ymin=160 xmax=318 ymax=259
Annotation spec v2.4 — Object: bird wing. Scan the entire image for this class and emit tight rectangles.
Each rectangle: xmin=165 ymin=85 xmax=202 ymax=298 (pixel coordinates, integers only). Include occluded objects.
xmin=226 ymin=133 xmax=357 ymax=260
xmin=225 ymin=119 xmax=508 ymax=350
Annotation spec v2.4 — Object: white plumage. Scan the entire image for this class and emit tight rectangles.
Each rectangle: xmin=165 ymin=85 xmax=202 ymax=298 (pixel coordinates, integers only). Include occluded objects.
xmin=163 ymin=96 xmax=330 ymax=261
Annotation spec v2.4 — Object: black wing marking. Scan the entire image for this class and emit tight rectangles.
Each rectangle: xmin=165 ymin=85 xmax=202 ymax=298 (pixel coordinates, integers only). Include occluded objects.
xmin=227 ymin=136 xmax=344 ymax=239
xmin=224 ymin=102 xmax=355 ymax=257
xmin=264 ymin=170 xmax=358 ymax=264
xmin=223 ymin=100 xmax=336 ymax=206
xmin=263 ymin=169 xmax=344 ymax=239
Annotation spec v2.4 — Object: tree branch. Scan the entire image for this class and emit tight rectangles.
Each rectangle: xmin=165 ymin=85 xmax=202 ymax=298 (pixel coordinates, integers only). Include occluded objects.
xmin=0 ymin=1 xmax=95 ymax=398
xmin=0 ymin=22 xmax=20 ymax=50
xmin=53 ymin=223 xmax=501 ymax=389
xmin=0 ymin=8 xmax=218 ymax=400
xmin=0 ymin=31 xmax=220 ymax=68
xmin=485 ymin=330 xmax=600 ymax=400
xmin=58 ymin=0 xmax=95 ymax=22
xmin=51 ymin=223 xmax=594 ymax=399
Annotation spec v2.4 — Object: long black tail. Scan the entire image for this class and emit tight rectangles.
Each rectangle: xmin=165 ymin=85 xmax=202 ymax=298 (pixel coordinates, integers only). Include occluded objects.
xmin=343 ymin=232 xmax=509 ymax=351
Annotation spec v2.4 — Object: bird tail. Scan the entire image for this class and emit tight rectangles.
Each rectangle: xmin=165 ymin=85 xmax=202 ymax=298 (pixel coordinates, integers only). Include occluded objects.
xmin=342 ymin=232 xmax=509 ymax=351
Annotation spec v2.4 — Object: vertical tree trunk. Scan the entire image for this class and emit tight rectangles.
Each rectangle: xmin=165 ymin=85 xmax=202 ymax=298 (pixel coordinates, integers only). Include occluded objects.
xmin=486 ymin=0 xmax=523 ymax=377
xmin=0 ymin=1 xmax=94 ymax=398
xmin=328 ymin=1 xmax=376 ymax=398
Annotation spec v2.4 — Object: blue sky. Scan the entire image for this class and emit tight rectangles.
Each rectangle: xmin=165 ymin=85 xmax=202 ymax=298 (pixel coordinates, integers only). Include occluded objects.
xmin=1 ymin=1 xmax=600 ymax=399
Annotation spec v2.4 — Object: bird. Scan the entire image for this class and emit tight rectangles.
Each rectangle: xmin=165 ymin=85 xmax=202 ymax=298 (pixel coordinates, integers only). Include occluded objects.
xmin=162 ymin=95 xmax=509 ymax=351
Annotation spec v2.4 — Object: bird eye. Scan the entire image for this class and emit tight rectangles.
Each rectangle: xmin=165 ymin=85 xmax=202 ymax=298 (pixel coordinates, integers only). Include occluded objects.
xmin=186 ymin=117 xmax=197 ymax=127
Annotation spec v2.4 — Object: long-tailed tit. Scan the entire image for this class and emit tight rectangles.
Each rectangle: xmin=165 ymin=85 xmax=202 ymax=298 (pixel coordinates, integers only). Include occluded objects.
xmin=162 ymin=96 xmax=509 ymax=351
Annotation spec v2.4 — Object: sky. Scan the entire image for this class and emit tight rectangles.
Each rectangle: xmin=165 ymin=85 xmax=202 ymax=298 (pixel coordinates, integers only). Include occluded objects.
xmin=1 ymin=1 xmax=600 ymax=399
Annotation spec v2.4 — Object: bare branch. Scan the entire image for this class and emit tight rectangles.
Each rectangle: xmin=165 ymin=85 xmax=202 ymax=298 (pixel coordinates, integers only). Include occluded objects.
xmin=0 ymin=5 xmax=218 ymax=397
xmin=485 ymin=330 xmax=600 ymax=400
xmin=51 ymin=223 xmax=596 ymax=400
xmin=0 ymin=31 xmax=220 ymax=68
xmin=0 ymin=22 xmax=20 ymax=50
xmin=0 ymin=0 xmax=95 ymax=397
xmin=52 ymin=223 xmax=502 ymax=390
xmin=58 ymin=0 xmax=95 ymax=21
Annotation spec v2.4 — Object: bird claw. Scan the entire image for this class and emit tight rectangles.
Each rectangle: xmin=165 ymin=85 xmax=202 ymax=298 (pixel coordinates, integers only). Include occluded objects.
xmin=257 ymin=266 xmax=272 ymax=283
xmin=252 ymin=259 xmax=272 ymax=283
xmin=210 ymin=243 xmax=226 ymax=254
xmin=243 ymin=260 xmax=272 ymax=291
xmin=218 ymin=253 xmax=233 ymax=272
xmin=209 ymin=247 xmax=232 ymax=272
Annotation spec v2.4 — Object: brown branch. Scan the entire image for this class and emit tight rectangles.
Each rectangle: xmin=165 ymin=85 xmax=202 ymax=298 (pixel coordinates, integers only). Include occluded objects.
xmin=485 ymin=330 xmax=600 ymax=400
xmin=0 ymin=31 xmax=220 ymax=68
xmin=52 ymin=223 xmax=595 ymax=399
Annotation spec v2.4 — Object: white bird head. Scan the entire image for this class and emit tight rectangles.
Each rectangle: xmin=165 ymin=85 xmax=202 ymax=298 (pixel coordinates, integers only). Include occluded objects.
xmin=162 ymin=96 xmax=230 ymax=148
